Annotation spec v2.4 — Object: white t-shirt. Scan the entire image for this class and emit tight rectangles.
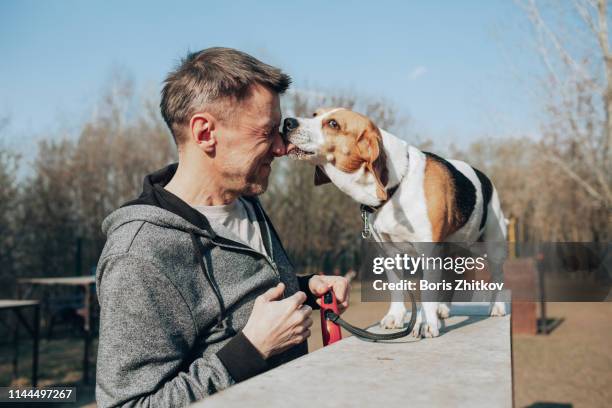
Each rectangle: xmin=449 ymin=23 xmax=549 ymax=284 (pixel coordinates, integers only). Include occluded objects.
xmin=193 ymin=198 xmax=268 ymax=256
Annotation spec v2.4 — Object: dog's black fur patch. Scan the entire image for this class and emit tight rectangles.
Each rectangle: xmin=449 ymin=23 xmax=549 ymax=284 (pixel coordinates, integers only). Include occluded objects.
xmin=424 ymin=152 xmax=476 ymax=230
xmin=472 ymin=166 xmax=493 ymax=230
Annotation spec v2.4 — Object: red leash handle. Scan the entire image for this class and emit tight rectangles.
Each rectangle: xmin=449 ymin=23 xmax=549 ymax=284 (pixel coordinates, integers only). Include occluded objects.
xmin=320 ymin=291 xmax=342 ymax=346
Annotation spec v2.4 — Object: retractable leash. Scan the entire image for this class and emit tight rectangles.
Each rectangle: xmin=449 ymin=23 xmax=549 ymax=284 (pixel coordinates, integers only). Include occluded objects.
xmin=320 ymin=291 xmax=342 ymax=345
xmin=320 ymin=290 xmax=418 ymax=346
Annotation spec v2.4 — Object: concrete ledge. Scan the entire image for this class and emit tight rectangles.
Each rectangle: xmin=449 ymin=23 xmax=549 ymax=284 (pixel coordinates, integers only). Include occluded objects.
xmin=195 ymin=305 xmax=512 ymax=408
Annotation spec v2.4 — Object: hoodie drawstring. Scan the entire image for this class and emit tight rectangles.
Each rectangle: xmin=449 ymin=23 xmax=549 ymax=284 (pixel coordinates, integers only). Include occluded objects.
xmin=189 ymin=231 xmax=227 ymax=329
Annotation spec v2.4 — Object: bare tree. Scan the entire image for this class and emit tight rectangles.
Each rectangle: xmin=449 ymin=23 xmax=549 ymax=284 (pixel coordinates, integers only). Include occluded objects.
xmin=519 ymin=0 xmax=611 ymax=239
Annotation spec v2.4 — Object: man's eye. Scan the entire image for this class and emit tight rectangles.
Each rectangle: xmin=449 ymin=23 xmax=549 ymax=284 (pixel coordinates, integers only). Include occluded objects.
xmin=328 ymin=119 xmax=339 ymax=129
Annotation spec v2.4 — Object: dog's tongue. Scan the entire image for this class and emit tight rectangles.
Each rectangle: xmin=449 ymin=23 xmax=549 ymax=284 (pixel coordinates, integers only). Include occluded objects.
xmin=285 ymin=142 xmax=297 ymax=154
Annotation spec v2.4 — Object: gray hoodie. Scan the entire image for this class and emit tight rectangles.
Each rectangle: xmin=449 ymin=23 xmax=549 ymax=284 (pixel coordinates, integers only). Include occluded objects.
xmin=95 ymin=164 xmax=316 ymax=407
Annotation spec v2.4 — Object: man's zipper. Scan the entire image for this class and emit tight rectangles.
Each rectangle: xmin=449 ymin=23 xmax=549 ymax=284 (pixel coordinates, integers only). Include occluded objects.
xmin=207 ymin=237 xmax=278 ymax=273
xmin=253 ymin=200 xmax=276 ymax=268
xmin=195 ymin=198 xmax=283 ymax=294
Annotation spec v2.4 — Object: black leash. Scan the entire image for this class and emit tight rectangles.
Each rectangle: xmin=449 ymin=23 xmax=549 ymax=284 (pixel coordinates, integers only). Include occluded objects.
xmin=323 ymin=290 xmax=418 ymax=342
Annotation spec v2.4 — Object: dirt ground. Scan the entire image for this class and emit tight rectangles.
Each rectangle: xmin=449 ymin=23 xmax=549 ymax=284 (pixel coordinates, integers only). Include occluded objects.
xmin=2 ymin=284 xmax=610 ymax=407
xmin=512 ymin=302 xmax=612 ymax=408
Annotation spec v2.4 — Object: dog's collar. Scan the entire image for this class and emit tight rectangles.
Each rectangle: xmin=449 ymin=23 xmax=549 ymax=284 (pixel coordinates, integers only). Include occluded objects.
xmin=359 ymin=183 xmax=400 ymax=239
xmin=359 ymin=183 xmax=400 ymax=214
xmin=359 ymin=149 xmax=409 ymax=214
xmin=359 ymin=150 xmax=409 ymax=239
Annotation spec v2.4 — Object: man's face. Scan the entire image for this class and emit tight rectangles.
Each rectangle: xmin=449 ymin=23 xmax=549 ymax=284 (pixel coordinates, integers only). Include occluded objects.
xmin=213 ymin=84 xmax=284 ymax=196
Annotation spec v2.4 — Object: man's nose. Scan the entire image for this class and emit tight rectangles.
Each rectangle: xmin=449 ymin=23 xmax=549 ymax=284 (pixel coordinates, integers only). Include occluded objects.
xmin=271 ymin=130 xmax=287 ymax=157
xmin=282 ymin=118 xmax=299 ymax=134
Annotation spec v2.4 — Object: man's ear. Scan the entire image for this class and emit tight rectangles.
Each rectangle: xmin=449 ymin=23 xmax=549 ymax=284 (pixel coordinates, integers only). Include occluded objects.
xmin=357 ymin=125 xmax=389 ymax=201
xmin=314 ymin=166 xmax=332 ymax=186
xmin=190 ymin=113 xmax=216 ymax=153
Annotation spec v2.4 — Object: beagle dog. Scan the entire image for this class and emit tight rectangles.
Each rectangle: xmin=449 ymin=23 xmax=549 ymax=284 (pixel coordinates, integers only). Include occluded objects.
xmin=283 ymin=108 xmax=507 ymax=338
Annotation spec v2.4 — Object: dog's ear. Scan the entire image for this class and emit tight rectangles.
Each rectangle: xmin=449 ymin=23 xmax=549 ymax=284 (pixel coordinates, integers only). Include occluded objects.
xmin=357 ymin=125 xmax=389 ymax=201
xmin=314 ymin=166 xmax=332 ymax=186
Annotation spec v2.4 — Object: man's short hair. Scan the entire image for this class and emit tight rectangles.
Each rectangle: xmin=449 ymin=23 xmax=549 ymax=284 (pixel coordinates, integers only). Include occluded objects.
xmin=160 ymin=47 xmax=291 ymax=144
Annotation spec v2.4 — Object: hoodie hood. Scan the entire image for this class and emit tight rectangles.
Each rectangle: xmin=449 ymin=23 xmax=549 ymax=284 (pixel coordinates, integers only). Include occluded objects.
xmin=105 ymin=163 xmax=273 ymax=248
xmin=101 ymin=204 xmax=212 ymax=238
xmin=115 ymin=163 xmax=216 ymax=234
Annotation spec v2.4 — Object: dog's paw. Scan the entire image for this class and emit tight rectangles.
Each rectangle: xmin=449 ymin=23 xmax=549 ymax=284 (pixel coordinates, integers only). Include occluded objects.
xmin=490 ymin=302 xmax=506 ymax=317
xmin=419 ymin=320 xmax=440 ymax=338
xmin=380 ymin=312 xmax=406 ymax=329
xmin=437 ymin=303 xmax=451 ymax=319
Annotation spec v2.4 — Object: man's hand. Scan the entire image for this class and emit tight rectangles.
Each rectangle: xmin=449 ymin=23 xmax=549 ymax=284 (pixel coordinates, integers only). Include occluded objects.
xmin=308 ymin=275 xmax=351 ymax=314
xmin=243 ymin=283 xmax=313 ymax=359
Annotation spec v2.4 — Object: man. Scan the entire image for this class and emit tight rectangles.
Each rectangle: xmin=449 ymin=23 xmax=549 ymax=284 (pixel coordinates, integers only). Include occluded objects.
xmin=96 ymin=47 xmax=350 ymax=407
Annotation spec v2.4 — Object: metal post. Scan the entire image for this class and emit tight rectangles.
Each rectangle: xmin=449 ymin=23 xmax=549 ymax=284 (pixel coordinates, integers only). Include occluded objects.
xmin=32 ymin=304 xmax=40 ymax=387
xmin=538 ymin=258 xmax=547 ymax=334
xmin=13 ymin=284 xmax=22 ymax=379
xmin=76 ymin=237 xmax=83 ymax=275
xmin=83 ymin=283 xmax=91 ymax=384
xmin=12 ymin=312 xmax=19 ymax=379
xmin=508 ymin=216 xmax=516 ymax=259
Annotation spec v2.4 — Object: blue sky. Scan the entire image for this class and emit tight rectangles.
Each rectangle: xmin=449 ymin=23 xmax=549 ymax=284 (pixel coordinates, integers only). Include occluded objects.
xmin=1 ymin=0 xmax=543 ymax=153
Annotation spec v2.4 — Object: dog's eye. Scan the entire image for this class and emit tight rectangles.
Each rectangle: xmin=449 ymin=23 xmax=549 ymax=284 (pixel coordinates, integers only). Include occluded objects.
xmin=312 ymin=112 xmax=318 ymax=117
xmin=328 ymin=119 xmax=339 ymax=129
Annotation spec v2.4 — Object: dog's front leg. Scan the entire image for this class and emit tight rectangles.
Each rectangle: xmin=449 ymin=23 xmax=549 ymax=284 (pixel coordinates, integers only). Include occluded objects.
xmin=419 ymin=302 xmax=441 ymax=337
xmin=381 ymin=301 xmax=407 ymax=329
xmin=380 ymin=267 xmax=407 ymax=329
xmin=418 ymin=247 xmax=443 ymax=338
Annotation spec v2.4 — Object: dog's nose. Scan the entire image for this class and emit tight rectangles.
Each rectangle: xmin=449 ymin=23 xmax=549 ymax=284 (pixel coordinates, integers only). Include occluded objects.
xmin=283 ymin=118 xmax=299 ymax=134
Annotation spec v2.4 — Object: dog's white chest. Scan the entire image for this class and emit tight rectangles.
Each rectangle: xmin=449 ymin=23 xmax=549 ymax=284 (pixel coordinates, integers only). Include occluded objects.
xmin=370 ymin=147 xmax=433 ymax=242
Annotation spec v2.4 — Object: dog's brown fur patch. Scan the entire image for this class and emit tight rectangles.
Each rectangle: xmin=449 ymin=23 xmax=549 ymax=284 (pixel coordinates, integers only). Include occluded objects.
xmin=320 ymin=109 xmax=389 ymax=200
xmin=423 ymin=156 xmax=466 ymax=241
